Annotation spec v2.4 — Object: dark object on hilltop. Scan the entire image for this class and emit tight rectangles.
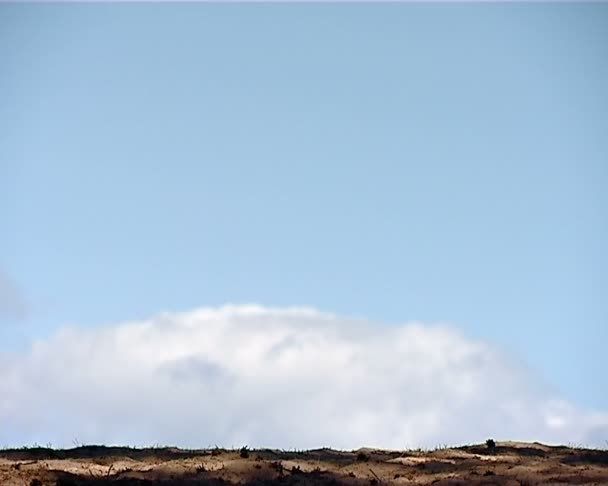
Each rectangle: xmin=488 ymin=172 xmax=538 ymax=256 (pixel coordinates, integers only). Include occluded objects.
xmin=240 ymin=446 xmax=250 ymax=459
xmin=486 ymin=439 xmax=496 ymax=450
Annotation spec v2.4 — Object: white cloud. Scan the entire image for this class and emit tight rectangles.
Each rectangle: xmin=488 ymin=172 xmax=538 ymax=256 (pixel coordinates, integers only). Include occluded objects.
xmin=0 ymin=304 xmax=606 ymax=449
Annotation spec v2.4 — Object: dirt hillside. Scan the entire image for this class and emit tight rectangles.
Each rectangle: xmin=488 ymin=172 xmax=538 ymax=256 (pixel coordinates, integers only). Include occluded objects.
xmin=1 ymin=441 xmax=607 ymax=485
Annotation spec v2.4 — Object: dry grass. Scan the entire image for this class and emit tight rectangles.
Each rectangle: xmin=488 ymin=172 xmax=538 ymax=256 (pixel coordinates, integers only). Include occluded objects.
xmin=0 ymin=441 xmax=606 ymax=485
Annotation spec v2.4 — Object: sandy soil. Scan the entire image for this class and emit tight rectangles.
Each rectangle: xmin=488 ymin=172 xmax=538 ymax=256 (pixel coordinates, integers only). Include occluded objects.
xmin=1 ymin=441 xmax=607 ymax=485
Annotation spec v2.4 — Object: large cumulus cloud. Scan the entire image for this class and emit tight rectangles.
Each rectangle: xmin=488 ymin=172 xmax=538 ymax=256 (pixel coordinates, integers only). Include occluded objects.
xmin=0 ymin=305 xmax=606 ymax=449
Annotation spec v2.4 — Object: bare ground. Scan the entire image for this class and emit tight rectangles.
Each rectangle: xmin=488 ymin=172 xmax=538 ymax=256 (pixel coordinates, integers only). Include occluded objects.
xmin=1 ymin=442 xmax=607 ymax=486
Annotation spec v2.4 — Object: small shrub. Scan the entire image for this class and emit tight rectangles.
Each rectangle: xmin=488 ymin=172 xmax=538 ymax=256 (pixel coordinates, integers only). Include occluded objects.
xmin=486 ymin=438 xmax=496 ymax=450
xmin=356 ymin=452 xmax=369 ymax=462
xmin=240 ymin=446 xmax=250 ymax=459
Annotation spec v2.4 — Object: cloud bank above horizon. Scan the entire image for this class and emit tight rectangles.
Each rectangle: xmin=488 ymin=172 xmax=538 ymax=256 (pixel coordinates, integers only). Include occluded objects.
xmin=1 ymin=305 xmax=606 ymax=449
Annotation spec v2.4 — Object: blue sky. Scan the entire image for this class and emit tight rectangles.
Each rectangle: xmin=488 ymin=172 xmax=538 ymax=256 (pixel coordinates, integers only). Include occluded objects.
xmin=1 ymin=4 xmax=607 ymax=446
